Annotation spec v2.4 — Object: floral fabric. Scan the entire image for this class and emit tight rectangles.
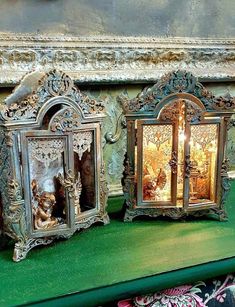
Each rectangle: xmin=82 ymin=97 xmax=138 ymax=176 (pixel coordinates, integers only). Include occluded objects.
xmin=118 ymin=274 xmax=235 ymax=307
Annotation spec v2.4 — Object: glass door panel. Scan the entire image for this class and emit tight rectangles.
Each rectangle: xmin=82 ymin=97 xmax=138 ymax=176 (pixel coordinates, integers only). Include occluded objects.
xmin=142 ymin=124 xmax=173 ymax=202
xmin=189 ymin=124 xmax=218 ymax=205
xmin=23 ymin=134 xmax=73 ymax=234
xmin=73 ymin=129 xmax=96 ymax=217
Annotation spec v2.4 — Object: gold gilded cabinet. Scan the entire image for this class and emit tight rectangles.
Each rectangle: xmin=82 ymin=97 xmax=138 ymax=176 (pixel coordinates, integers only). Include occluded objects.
xmin=121 ymin=71 xmax=234 ymax=221
xmin=0 ymin=70 xmax=109 ymax=261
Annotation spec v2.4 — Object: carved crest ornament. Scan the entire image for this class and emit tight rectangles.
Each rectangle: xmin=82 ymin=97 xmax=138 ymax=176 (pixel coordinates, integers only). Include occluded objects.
xmin=121 ymin=70 xmax=234 ymax=222
xmin=0 ymin=69 xmax=109 ymax=261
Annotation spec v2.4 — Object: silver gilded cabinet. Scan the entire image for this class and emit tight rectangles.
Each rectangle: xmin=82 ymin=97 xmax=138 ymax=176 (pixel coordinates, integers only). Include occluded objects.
xmin=0 ymin=70 xmax=109 ymax=262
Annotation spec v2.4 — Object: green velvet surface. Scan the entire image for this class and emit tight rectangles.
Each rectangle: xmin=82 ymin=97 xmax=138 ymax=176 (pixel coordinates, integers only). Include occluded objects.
xmin=1 ymin=181 xmax=235 ymax=306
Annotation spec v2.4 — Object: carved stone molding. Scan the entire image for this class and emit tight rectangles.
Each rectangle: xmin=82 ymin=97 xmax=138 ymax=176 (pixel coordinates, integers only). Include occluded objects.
xmin=0 ymin=34 xmax=234 ymax=85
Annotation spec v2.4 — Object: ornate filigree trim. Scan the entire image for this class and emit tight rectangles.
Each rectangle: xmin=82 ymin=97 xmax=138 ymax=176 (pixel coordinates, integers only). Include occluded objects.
xmin=0 ymin=69 xmax=105 ymax=122
xmin=73 ymin=131 xmax=93 ymax=160
xmin=221 ymin=159 xmax=230 ymax=177
xmin=13 ymin=237 xmax=54 ymax=262
xmin=124 ymin=206 xmax=227 ymax=222
xmin=121 ymin=70 xmax=234 ymax=114
xmin=213 ymin=94 xmax=235 ymax=111
xmin=159 ymin=99 xmax=203 ymax=123
xmin=28 ymin=138 xmax=64 ymax=167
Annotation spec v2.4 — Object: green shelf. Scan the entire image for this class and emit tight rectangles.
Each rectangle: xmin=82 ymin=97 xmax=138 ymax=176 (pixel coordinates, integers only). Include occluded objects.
xmin=1 ymin=181 xmax=235 ymax=306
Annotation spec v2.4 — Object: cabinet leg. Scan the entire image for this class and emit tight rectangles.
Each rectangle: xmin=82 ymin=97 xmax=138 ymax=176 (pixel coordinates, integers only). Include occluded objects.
xmin=13 ymin=237 xmax=54 ymax=262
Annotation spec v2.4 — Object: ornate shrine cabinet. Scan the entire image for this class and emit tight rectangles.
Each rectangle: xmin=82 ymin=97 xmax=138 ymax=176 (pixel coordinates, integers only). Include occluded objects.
xmin=0 ymin=70 xmax=109 ymax=261
xmin=122 ymin=71 xmax=234 ymax=222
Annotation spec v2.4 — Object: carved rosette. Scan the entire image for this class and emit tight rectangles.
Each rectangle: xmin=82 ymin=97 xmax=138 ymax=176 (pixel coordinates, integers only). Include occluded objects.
xmin=159 ymin=101 xmax=180 ymax=122
xmin=185 ymin=101 xmax=203 ymax=122
xmin=41 ymin=70 xmax=73 ymax=97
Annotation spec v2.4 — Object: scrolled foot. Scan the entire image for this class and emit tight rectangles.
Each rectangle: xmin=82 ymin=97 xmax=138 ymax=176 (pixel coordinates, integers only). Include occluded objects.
xmin=124 ymin=210 xmax=134 ymax=222
xmin=13 ymin=237 xmax=54 ymax=262
xmin=102 ymin=213 xmax=110 ymax=225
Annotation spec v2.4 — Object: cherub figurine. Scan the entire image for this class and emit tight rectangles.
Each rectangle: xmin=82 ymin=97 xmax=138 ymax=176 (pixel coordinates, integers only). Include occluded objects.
xmin=143 ymin=168 xmax=167 ymax=200
xmin=31 ymin=179 xmax=58 ymax=230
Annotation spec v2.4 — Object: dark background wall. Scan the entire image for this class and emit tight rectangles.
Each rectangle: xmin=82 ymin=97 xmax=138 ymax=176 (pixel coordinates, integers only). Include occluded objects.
xmin=0 ymin=0 xmax=234 ymax=37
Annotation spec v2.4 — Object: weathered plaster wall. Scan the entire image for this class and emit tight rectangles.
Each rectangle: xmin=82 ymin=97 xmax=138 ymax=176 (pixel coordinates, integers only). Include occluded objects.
xmin=0 ymin=0 xmax=234 ymax=37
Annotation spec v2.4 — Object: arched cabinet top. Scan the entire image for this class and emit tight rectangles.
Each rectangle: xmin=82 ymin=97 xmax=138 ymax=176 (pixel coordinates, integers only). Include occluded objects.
xmin=120 ymin=70 xmax=235 ymax=117
xmin=0 ymin=69 xmax=105 ymax=128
